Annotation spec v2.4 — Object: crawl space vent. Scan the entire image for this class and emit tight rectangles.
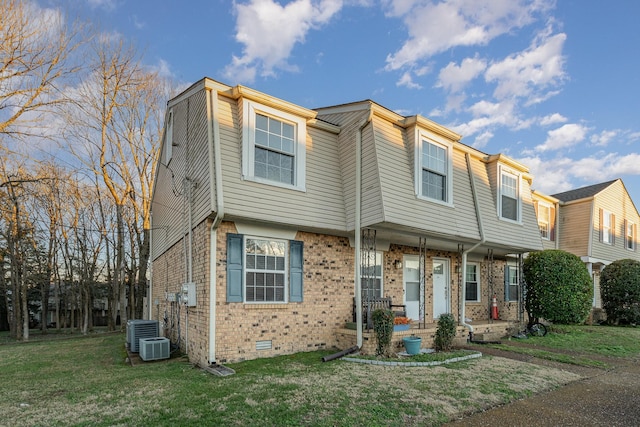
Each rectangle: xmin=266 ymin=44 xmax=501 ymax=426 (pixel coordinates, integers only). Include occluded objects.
xmin=256 ymin=340 xmax=272 ymax=350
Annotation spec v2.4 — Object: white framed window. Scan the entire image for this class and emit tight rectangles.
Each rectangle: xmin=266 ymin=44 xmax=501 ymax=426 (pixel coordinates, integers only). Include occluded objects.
xmin=361 ymin=251 xmax=383 ymax=298
xmin=626 ymin=220 xmax=636 ymax=251
xmin=415 ymin=130 xmax=453 ymax=205
xmin=245 ymin=237 xmax=288 ymax=303
xmin=505 ymin=265 xmax=519 ymax=302
xmin=601 ymin=209 xmax=614 ymax=245
xmin=164 ymin=109 xmax=174 ymax=165
xmin=465 ymin=263 xmax=480 ymax=302
xmin=498 ymin=166 xmax=521 ymax=223
xmin=538 ymin=202 xmax=551 ymax=240
xmin=242 ymin=100 xmax=306 ymax=191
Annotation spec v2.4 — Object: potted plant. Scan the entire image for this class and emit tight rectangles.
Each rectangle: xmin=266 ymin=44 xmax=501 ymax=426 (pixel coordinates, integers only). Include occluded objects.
xmin=393 ymin=316 xmax=411 ymax=332
xmin=402 ymin=334 xmax=422 ymax=355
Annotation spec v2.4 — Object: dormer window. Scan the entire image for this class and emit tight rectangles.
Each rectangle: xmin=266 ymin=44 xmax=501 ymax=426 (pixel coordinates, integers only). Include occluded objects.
xmin=498 ymin=166 xmax=522 ymax=223
xmin=415 ymin=130 xmax=453 ymax=205
xmin=242 ymin=100 xmax=306 ymax=191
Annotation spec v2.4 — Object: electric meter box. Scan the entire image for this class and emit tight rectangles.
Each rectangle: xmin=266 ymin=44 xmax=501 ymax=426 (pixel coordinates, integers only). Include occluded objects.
xmin=181 ymin=282 xmax=197 ymax=307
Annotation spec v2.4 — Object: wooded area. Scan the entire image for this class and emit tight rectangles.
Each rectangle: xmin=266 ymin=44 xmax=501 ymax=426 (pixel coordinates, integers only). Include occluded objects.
xmin=0 ymin=0 xmax=174 ymax=339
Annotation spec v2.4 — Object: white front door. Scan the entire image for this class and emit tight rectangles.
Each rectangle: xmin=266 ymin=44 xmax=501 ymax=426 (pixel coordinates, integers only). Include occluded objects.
xmin=433 ymin=258 xmax=450 ymax=320
xmin=403 ymin=255 xmax=421 ymax=321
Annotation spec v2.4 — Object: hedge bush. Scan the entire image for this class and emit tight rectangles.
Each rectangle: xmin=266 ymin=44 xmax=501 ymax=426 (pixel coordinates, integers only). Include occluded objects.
xmin=434 ymin=313 xmax=456 ymax=352
xmin=523 ymin=250 xmax=592 ymax=324
xmin=601 ymin=259 xmax=640 ymax=325
xmin=372 ymin=308 xmax=394 ymax=357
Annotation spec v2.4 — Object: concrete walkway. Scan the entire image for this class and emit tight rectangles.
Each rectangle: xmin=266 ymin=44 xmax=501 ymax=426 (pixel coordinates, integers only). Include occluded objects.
xmin=444 ymin=346 xmax=640 ymax=426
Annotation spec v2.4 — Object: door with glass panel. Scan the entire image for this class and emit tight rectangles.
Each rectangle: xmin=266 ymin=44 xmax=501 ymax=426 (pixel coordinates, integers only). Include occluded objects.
xmin=403 ymin=255 xmax=421 ymax=321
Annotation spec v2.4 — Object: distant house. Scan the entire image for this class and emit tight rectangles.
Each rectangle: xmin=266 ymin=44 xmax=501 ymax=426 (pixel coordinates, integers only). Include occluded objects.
xmin=150 ymin=78 xmax=544 ymax=366
xmin=532 ymin=179 xmax=640 ymax=312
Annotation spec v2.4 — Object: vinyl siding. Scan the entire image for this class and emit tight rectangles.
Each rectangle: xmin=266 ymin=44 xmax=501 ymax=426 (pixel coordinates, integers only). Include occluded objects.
xmin=558 ymin=200 xmax=592 ymax=257
xmin=220 ymin=96 xmax=347 ymax=232
xmin=591 ymin=181 xmax=640 ymax=262
xmin=374 ymin=118 xmax=480 ymax=239
xmin=474 ymin=161 xmax=542 ymax=252
xmin=152 ymin=90 xmax=210 ymax=260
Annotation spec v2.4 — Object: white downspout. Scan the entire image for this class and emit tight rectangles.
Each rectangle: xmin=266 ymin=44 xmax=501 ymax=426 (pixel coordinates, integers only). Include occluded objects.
xmin=355 ymin=115 xmax=371 ymax=349
xmin=148 ymin=212 xmax=153 ymax=320
xmin=207 ymin=87 xmax=224 ymax=364
xmin=461 ymin=153 xmax=486 ymax=338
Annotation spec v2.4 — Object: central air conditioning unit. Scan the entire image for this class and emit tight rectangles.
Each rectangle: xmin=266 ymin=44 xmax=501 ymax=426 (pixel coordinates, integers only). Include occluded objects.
xmin=139 ymin=337 xmax=170 ymax=361
xmin=126 ymin=319 xmax=160 ymax=353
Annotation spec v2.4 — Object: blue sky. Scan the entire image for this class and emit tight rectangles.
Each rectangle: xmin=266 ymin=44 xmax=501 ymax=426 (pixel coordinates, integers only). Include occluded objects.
xmin=49 ymin=0 xmax=640 ymax=204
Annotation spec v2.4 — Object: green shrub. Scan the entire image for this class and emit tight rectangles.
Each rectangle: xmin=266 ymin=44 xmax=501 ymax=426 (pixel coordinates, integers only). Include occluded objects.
xmin=434 ymin=313 xmax=456 ymax=352
xmin=601 ymin=259 xmax=640 ymax=325
xmin=372 ymin=308 xmax=394 ymax=357
xmin=523 ymin=250 xmax=593 ymax=324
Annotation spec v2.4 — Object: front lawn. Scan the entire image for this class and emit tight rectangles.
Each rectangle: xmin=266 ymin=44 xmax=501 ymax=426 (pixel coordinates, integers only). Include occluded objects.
xmin=0 ymin=330 xmax=595 ymax=426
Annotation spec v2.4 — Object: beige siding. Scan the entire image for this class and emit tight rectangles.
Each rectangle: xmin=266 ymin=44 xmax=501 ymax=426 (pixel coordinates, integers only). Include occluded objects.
xmin=220 ymin=96 xmax=347 ymax=232
xmin=360 ymin=122 xmax=385 ymax=227
xmin=374 ymin=117 xmax=480 ymax=239
xmin=558 ymin=200 xmax=592 ymax=257
xmin=472 ymin=161 xmax=543 ymax=252
xmin=591 ymin=180 xmax=640 ymax=262
xmin=152 ymin=90 xmax=211 ymax=260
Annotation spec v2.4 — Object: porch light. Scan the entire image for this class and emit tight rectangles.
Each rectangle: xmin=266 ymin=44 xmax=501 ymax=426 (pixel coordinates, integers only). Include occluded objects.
xmin=394 ymin=260 xmax=403 ymax=269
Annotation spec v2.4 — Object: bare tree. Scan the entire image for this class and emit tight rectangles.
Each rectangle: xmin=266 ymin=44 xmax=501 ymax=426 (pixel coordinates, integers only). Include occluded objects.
xmin=0 ymin=0 xmax=81 ymax=141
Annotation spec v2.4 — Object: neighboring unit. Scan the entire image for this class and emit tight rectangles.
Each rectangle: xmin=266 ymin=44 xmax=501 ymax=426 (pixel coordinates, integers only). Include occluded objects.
xmin=532 ymin=179 xmax=640 ymax=313
xmin=150 ymin=78 xmax=544 ymax=366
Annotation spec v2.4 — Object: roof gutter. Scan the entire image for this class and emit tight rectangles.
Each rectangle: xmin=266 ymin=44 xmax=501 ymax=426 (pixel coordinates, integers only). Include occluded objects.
xmin=460 ymin=153 xmax=486 ymax=337
xmin=206 ymin=87 xmax=224 ymax=364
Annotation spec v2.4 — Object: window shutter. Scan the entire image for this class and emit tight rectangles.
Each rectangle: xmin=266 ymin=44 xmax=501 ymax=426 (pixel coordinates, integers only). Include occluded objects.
xmin=634 ymin=223 xmax=638 ymax=251
xmin=504 ymin=266 xmax=510 ymax=301
xmin=550 ymin=205 xmax=556 ymax=241
xmin=533 ymin=200 xmax=539 ymax=217
xmin=289 ymin=240 xmax=303 ymax=302
xmin=226 ymin=233 xmax=244 ymax=303
xmin=599 ymin=209 xmax=603 ymax=242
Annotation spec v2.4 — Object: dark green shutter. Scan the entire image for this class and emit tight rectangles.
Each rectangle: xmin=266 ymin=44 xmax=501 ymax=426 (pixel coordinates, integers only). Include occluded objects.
xmin=226 ymin=233 xmax=243 ymax=302
xmin=289 ymin=240 xmax=303 ymax=302
xmin=504 ymin=266 xmax=510 ymax=301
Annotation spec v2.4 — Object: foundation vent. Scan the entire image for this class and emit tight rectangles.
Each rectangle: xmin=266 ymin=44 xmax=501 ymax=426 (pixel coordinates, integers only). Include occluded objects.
xmin=256 ymin=340 xmax=272 ymax=351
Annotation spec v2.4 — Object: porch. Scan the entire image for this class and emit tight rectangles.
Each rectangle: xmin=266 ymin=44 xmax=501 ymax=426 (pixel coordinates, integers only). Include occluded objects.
xmin=336 ymin=320 xmax=515 ymax=356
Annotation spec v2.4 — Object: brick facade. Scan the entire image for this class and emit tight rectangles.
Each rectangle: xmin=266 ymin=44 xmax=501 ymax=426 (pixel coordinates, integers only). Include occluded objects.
xmin=152 ymin=219 xmax=522 ymax=365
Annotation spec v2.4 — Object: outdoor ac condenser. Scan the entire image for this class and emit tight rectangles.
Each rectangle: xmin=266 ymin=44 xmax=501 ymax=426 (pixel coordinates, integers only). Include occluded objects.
xmin=139 ymin=337 xmax=170 ymax=361
xmin=127 ymin=319 xmax=160 ymax=353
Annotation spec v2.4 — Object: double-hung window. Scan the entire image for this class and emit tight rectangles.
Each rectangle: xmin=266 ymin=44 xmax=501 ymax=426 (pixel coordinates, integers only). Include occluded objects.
xmin=538 ymin=203 xmax=551 ymax=239
xmin=361 ymin=251 xmax=383 ymax=298
xmin=245 ymin=238 xmax=287 ymax=302
xmin=242 ymin=100 xmax=306 ymax=191
xmin=226 ymin=234 xmax=303 ymax=303
xmin=465 ymin=263 xmax=480 ymax=302
xmin=499 ymin=166 xmax=521 ymax=222
xmin=626 ymin=220 xmax=636 ymax=251
xmin=601 ymin=209 xmax=614 ymax=245
xmin=416 ymin=131 xmax=453 ymax=205
xmin=505 ymin=265 xmax=519 ymax=302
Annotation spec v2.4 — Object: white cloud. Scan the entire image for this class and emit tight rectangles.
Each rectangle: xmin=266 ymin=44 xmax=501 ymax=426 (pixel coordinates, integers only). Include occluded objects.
xmin=522 ymin=152 xmax=640 ymax=196
xmin=397 ymin=71 xmax=422 ymax=89
xmin=485 ymin=31 xmax=567 ymax=102
xmin=535 ymin=123 xmax=589 ymax=152
xmin=436 ymin=56 xmax=487 ymax=93
xmin=590 ymin=129 xmax=618 ymax=146
xmin=540 ymin=113 xmax=567 ymax=126
xmin=224 ymin=0 xmax=343 ymax=83
xmin=384 ymin=0 xmax=553 ymax=73
xmin=87 ymin=0 xmax=118 ymax=11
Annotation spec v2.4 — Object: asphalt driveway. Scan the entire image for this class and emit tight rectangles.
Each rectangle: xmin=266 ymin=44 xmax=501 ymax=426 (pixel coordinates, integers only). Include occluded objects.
xmin=445 ymin=345 xmax=640 ymax=426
